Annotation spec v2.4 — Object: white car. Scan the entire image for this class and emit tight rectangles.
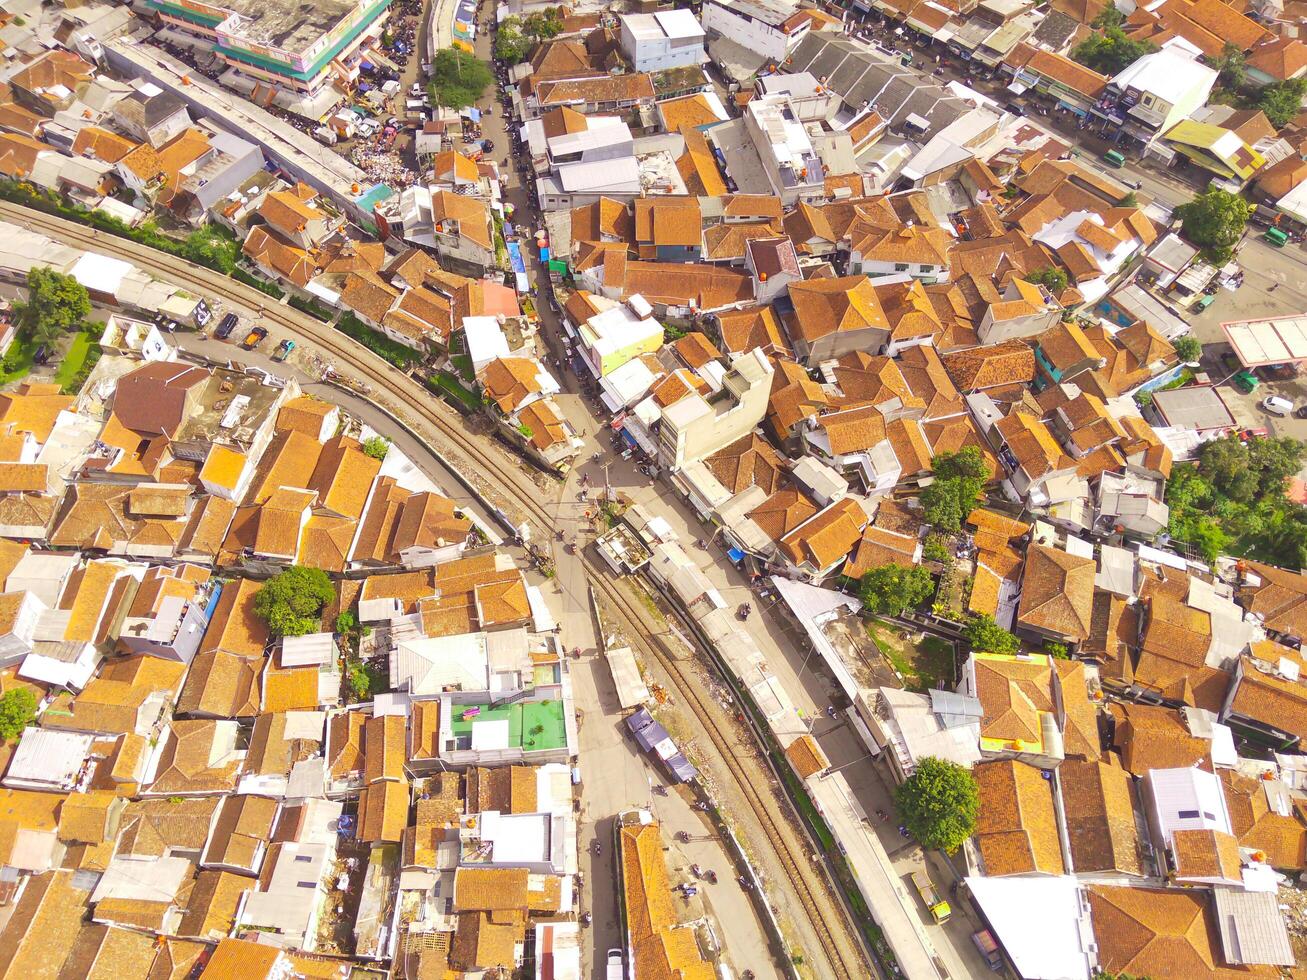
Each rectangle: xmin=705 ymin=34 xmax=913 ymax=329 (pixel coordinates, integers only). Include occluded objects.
xmin=1261 ymin=395 xmax=1294 ymax=417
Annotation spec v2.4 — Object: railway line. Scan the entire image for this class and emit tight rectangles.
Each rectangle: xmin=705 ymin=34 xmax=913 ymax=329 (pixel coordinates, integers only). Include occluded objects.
xmin=5 ymin=201 xmax=870 ymax=980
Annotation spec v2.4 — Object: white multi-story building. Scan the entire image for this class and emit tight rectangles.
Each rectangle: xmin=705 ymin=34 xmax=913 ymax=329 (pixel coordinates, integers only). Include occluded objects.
xmin=741 ymin=93 xmax=825 ymax=205
xmin=619 ymin=10 xmax=706 ymax=73
xmin=701 ymin=0 xmax=810 ymax=63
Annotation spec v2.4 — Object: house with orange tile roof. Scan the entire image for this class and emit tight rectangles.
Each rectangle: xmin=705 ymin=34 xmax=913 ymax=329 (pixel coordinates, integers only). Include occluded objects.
xmin=776 ymin=495 xmax=871 ymax=581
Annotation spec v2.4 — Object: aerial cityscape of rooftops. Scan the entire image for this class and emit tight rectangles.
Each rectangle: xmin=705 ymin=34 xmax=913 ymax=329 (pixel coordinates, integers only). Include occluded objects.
xmin=7 ymin=0 xmax=1307 ymax=976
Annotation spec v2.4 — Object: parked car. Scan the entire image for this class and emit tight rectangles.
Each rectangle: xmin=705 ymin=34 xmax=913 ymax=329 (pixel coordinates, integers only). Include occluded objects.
xmin=32 ymin=344 xmax=48 ymax=365
xmin=239 ymin=326 xmax=268 ymax=350
xmin=1233 ymin=369 xmax=1260 ymax=394
xmin=1294 ymin=405 xmax=1307 ymax=419
xmin=606 ymin=949 xmax=623 ymax=980
xmin=1261 ymin=395 xmax=1294 ymax=416
xmin=272 ymin=339 xmax=295 ymax=362
xmin=215 ymin=312 xmax=239 ymax=340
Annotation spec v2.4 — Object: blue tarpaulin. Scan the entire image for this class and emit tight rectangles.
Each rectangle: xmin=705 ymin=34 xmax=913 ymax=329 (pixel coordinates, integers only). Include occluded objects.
xmin=466 ymin=107 xmax=481 ymax=122
xmin=726 ymin=547 xmax=745 ymax=563
xmin=506 ymin=241 xmax=526 ymax=274
xmin=540 ymin=246 xmax=550 ymax=262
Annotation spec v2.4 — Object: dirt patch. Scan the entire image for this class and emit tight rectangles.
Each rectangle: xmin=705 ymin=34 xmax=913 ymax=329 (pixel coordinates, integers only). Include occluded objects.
xmin=866 ymin=620 xmax=957 ymax=692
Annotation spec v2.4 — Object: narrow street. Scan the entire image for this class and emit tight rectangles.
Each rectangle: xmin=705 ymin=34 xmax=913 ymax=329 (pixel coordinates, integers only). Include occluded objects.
xmin=463 ymin=16 xmax=791 ymax=980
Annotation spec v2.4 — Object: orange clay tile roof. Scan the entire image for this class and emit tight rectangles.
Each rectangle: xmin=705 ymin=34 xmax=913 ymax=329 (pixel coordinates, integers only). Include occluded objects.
xmin=261 ymin=665 xmax=320 ymax=712
xmin=1112 ymin=703 xmax=1212 ymax=776
xmin=785 ymin=734 xmax=829 ymax=779
xmin=1086 ymin=886 xmax=1273 ymax=980
xmin=974 ymin=653 xmax=1054 ymax=743
xmin=974 ymin=759 xmax=1065 ymax=876
xmin=1172 ymin=827 xmax=1242 ymax=882
xmin=786 ymin=275 xmax=888 ymax=342
xmin=1016 ymin=544 xmax=1095 ymax=640
xmin=199 ymin=446 xmax=245 ymax=493
xmin=656 ymin=93 xmax=721 ymax=131
xmin=1220 ymin=768 xmax=1307 ymax=870
xmin=620 ymin=821 xmax=713 ymax=980
xmin=1060 ymin=759 xmax=1143 ymax=875
xmin=778 ymin=497 xmax=868 ymax=571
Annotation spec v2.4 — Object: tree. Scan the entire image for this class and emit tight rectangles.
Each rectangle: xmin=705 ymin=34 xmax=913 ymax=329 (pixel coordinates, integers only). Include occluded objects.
xmin=13 ymin=267 xmax=90 ymax=347
xmin=922 ymin=534 xmax=952 ymax=564
xmin=523 ymin=6 xmax=563 ymax=40
xmin=253 ymin=566 xmax=335 ymax=637
xmin=920 ymin=470 xmax=982 ymax=538
xmin=1073 ymin=26 xmax=1155 ymax=76
xmin=1174 ymin=188 xmax=1251 ymax=264
xmin=933 ymin=446 xmax=989 ymax=481
xmin=1172 ymin=334 xmax=1202 ymax=364
xmin=0 ymin=689 xmax=36 ymax=742
xmin=963 ymin=614 xmax=1020 ymax=655
xmin=495 ymin=17 xmax=533 ymax=63
xmin=1258 ymin=77 xmax=1307 ymax=128
xmin=1046 ymin=642 xmax=1069 ymax=659
xmin=1211 ymin=41 xmax=1247 ymax=91
xmin=1118 ymin=190 xmax=1139 ymax=207
xmin=860 ymin=564 xmax=935 ymax=616
xmin=894 ymin=756 xmax=979 ymax=854
xmin=1091 ymin=5 xmax=1124 ymax=29
xmin=429 ymin=48 xmax=493 ymax=109
xmin=362 ymin=436 xmax=390 ymax=461
xmin=180 ymin=225 xmax=238 ymax=274
xmin=1027 ymin=266 xmax=1069 ymax=294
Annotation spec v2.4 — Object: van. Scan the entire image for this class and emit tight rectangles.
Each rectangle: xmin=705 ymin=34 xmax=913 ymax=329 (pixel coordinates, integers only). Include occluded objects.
xmin=1261 ymin=395 xmax=1294 ymax=416
xmin=606 ymin=949 xmax=624 ymax=980
xmin=1103 ymin=149 xmax=1126 ymax=168
xmin=1266 ymin=226 xmax=1289 ymax=247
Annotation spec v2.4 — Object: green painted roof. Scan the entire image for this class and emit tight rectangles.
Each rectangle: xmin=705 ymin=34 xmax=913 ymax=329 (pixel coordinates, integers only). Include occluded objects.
xmin=449 ymin=699 xmax=568 ymax=752
xmin=147 ymin=0 xmax=227 ymax=28
xmin=214 ymin=0 xmax=390 ymax=83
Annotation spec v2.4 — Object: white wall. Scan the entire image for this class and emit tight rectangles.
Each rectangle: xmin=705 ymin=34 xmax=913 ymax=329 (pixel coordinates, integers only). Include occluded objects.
xmin=702 ymin=0 xmax=807 ymax=62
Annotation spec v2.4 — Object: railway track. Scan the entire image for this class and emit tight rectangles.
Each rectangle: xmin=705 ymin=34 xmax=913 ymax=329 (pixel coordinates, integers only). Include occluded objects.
xmin=578 ymin=553 xmax=869 ymax=980
xmin=6 ymin=202 xmax=870 ymax=980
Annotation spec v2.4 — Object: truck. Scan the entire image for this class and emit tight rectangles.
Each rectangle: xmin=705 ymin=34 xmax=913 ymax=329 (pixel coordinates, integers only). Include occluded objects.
xmin=971 ymin=929 xmax=1003 ymax=970
xmin=908 ymin=870 xmax=951 ymax=924
xmin=239 ymin=326 xmax=268 ymax=351
xmin=271 ymin=339 xmax=295 ymax=362
xmin=606 ymin=948 xmax=624 ymax=980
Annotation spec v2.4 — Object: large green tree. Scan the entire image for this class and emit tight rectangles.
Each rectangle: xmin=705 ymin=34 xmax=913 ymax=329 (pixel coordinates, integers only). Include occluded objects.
xmin=13 ymin=267 xmax=90 ymax=347
xmin=1175 ymin=188 xmax=1251 ymax=264
xmin=921 ymin=448 xmax=988 ymax=533
xmin=1172 ymin=335 xmax=1202 ymax=364
xmin=0 ymin=689 xmax=36 ymax=742
xmin=1072 ymin=26 xmax=1155 ymax=76
xmin=1258 ymin=77 xmax=1307 ymax=128
xmin=180 ymin=225 xmax=239 ymax=275
xmin=253 ymin=566 xmax=336 ymax=637
xmin=429 ymin=49 xmax=493 ymax=109
xmin=860 ymin=564 xmax=935 ymax=616
xmin=963 ymin=614 xmax=1020 ymax=655
xmin=1211 ymin=41 xmax=1247 ymax=91
xmin=495 ymin=17 xmax=533 ymax=63
xmin=895 ymin=756 xmax=980 ymax=854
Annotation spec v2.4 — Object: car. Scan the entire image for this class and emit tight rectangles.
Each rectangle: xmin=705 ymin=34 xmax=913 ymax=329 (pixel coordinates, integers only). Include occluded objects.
xmin=1295 ymin=405 xmax=1307 ymax=419
xmin=215 ymin=312 xmax=239 ymax=340
xmin=271 ymin=339 xmax=295 ymax=362
xmin=1232 ymin=369 xmax=1260 ymax=394
xmin=1261 ymin=395 xmax=1294 ymax=416
xmin=239 ymin=326 xmax=268 ymax=351
xmin=32 ymin=344 xmax=48 ymax=365
xmin=606 ymin=949 xmax=623 ymax=980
